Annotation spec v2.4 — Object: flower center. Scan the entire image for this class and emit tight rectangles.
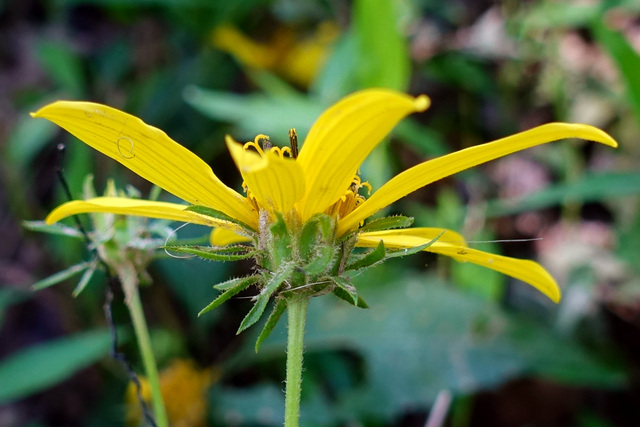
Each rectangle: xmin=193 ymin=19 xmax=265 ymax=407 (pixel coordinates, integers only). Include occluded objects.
xmin=242 ymin=132 xmax=371 ymax=219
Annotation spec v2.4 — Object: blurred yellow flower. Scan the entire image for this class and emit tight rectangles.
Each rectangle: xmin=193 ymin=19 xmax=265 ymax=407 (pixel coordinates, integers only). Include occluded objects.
xmin=126 ymin=359 xmax=217 ymax=427
xmin=211 ymin=22 xmax=339 ymax=87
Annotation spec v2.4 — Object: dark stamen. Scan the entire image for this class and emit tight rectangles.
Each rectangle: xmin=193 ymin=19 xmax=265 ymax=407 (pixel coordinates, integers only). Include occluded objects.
xmin=288 ymin=128 xmax=298 ymax=158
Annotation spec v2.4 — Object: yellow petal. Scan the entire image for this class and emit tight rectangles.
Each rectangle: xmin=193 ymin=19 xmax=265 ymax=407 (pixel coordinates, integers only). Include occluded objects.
xmin=46 ymin=197 xmax=249 ymax=235
xmin=296 ymin=89 xmax=430 ymax=221
xmin=32 ymin=101 xmax=257 ymax=228
xmin=226 ymin=136 xmax=305 ymax=214
xmin=210 ymin=228 xmax=252 ymax=246
xmin=339 ymin=123 xmax=618 ymax=234
xmin=356 ymin=229 xmax=561 ymax=303
xmin=358 ymin=227 xmax=468 ymax=247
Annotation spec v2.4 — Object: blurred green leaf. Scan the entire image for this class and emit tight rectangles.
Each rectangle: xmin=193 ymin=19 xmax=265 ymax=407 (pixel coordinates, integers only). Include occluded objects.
xmin=422 ymin=53 xmax=495 ymax=96
xmin=257 ymin=268 xmax=625 ymax=421
xmin=183 ymin=86 xmax=324 ymax=140
xmin=353 ymin=0 xmax=410 ymax=91
xmin=486 ymin=172 xmax=640 ymax=217
xmin=592 ymin=18 xmax=640 ymax=126
xmin=0 ymin=330 xmax=112 ymax=404
xmin=32 ymin=261 xmax=92 ymax=291
xmin=6 ymin=114 xmax=57 ymax=169
xmin=35 ymin=41 xmax=85 ymax=97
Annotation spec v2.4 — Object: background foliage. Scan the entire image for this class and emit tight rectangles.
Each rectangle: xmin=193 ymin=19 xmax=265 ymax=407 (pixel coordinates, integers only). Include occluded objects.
xmin=1 ymin=0 xmax=639 ymax=426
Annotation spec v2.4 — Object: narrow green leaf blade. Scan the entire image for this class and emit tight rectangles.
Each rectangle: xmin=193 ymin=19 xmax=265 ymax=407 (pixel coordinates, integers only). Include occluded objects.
xmin=384 ymin=231 xmax=445 ymax=259
xmin=0 ymin=330 xmax=112 ymax=404
xmin=359 ymin=215 xmax=414 ymax=234
xmin=255 ymin=298 xmax=287 ymax=353
xmin=214 ymin=275 xmax=260 ymax=291
xmin=163 ymin=245 xmax=254 ymax=262
xmin=330 ymin=276 xmax=358 ymax=306
xmin=198 ymin=276 xmax=259 ymax=317
xmin=346 ymin=240 xmax=386 ymax=271
xmin=237 ymin=264 xmax=293 ymax=333
xmin=72 ymin=265 xmax=97 ymax=297
xmin=333 ymin=286 xmax=369 ymax=308
xmin=22 ymin=221 xmax=84 ymax=239
xmin=32 ymin=261 xmax=92 ymax=291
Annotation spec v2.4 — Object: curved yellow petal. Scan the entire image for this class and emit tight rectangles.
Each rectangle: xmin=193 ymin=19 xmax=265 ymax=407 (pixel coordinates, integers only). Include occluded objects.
xmin=358 ymin=227 xmax=468 ymax=247
xmin=339 ymin=123 xmax=618 ymax=234
xmin=226 ymin=136 xmax=305 ymax=214
xmin=296 ymin=89 xmax=430 ymax=221
xmin=32 ymin=101 xmax=257 ymax=227
xmin=356 ymin=229 xmax=560 ymax=303
xmin=210 ymin=228 xmax=252 ymax=246
xmin=46 ymin=197 xmax=249 ymax=235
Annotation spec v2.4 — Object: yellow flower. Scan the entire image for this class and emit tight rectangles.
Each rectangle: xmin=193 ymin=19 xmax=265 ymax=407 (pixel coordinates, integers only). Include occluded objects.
xmin=211 ymin=22 xmax=339 ymax=87
xmin=32 ymin=89 xmax=617 ymax=306
xmin=125 ymin=359 xmax=216 ymax=427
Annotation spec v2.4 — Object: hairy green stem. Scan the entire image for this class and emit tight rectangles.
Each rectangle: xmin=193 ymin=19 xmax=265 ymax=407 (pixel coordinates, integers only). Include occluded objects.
xmin=128 ymin=285 xmax=169 ymax=427
xmin=284 ymin=296 xmax=309 ymax=427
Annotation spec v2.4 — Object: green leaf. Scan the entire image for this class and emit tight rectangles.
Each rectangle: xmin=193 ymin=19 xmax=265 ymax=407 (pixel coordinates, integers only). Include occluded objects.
xmin=185 ymin=205 xmax=256 ymax=233
xmin=237 ymin=264 xmax=293 ymax=333
xmin=72 ymin=263 xmax=98 ymax=297
xmin=257 ymin=268 xmax=626 ymax=421
xmin=299 ymin=213 xmax=334 ymax=261
xmin=329 ymin=276 xmax=359 ymax=307
xmin=183 ymin=85 xmax=324 ymax=140
xmin=333 ymin=286 xmax=369 ymax=308
xmin=303 ymin=246 xmax=337 ymax=276
xmin=255 ymin=298 xmax=287 ymax=353
xmin=346 ymin=240 xmax=386 ymax=271
xmin=32 ymin=261 xmax=93 ymax=291
xmin=354 ymin=0 xmax=410 ymax=91
xmin=384 ymin=231 xmax=445 ymax=259
xmin=35 ymin=40 xmax=85 ymax=97
xmin=198 ymin=275 xmax=259 ymax=317
xmin=163 ymin=245 xmax=254 ymax=262
xmin=486 ymin=173 xmax=640 ymax=217
xmin=269 ymin=213 xmax=292 ymax=267
xmin=0 ymin=330 xmax=112 ymax=404
xmin=358 ymin=215 xmax=414 ymax=234
xmin=592 ymin=18 xmax=640 ymax=126
xmin=214 ymin=275 xmax=261 ymax=291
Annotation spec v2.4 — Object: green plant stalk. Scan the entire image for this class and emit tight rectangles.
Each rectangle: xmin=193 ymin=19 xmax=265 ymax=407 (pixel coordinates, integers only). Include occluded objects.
xmin=284 ymin=296 xmax=309 ymax=427
xmin=127 ymin=284 xmax=169 ymax=427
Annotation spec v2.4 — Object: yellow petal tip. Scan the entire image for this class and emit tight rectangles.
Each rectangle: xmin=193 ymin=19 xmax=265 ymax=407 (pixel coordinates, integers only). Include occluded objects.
xmin=413 ymin=95 xmax=430 ymax=112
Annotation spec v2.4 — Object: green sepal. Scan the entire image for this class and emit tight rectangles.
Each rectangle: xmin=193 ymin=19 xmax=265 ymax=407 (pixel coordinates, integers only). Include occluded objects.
xmin=32 ymin=261 xmax=93 ymax=291
xmin=72 ymin=263 xmax=98 ymax=297
xmin=163 ymin=245 xmax=254 ymax=262
xmin=358 ymin=215 xmax=414 ymax=233
xmin=198 ymin=275 xmax=259 ymax=317
xmin=269 ymin=213 xmax=292 ymax=267
xmin=303 ymin=246 xmax=337 ymax=276
xmin=22 ymin=221 xmax=84 ymax=239
xmin=255 ymin=298 xmax=287 ymax=353
xmin=346 ymin=240 xmax=386 ymax=271
xmin=186 ymin=205 xmax=256 ymax=233
xmin=237 ymin=263 xmax=293 ymax=334
xmin=298 ymin=213 xmax=334 ymax=261
xmin=333 ymin=285 xmax=369 ymax=308
xmin=328 ymin=276 xmax=359 ymax=306
xmin=214 ymin=274 xmax=261 ymax=291
xmin=383 ymin=231 xmax=445 ymax=259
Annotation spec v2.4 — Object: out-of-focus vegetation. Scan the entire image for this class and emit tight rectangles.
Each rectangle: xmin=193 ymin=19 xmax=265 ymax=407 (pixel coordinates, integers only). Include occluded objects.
xmin=1 ymin=0 xmax=639 ymax=426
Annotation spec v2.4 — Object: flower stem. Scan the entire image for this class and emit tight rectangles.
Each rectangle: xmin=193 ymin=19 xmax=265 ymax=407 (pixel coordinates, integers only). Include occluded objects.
xmin=128 ymin=285 xmax=169 ymax=427
xmin=284 ymin=296 xmax=309 ymax=427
